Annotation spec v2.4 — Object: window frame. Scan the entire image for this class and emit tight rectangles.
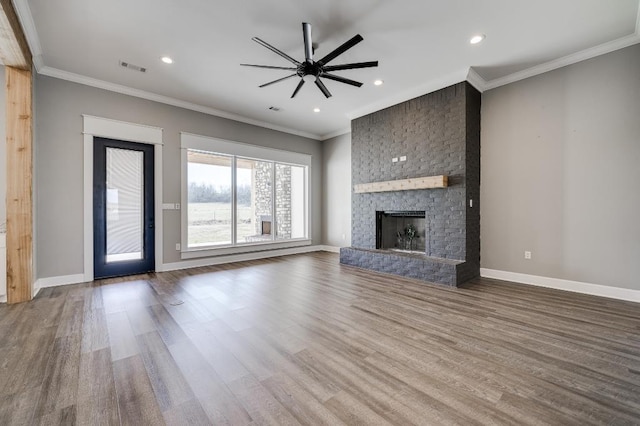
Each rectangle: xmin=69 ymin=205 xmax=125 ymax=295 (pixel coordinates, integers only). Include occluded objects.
xmin=180 ymin=133 xmax=311 ymax=259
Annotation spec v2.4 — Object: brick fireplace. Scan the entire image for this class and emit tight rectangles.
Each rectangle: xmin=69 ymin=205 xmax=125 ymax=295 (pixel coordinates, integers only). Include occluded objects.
xmin=340 ymin=82 xmax=481 ymax=286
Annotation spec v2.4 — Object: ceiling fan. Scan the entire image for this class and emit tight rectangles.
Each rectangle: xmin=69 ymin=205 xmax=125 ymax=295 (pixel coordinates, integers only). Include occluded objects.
xmin=241 ymin=22 xmax=378 ymax=99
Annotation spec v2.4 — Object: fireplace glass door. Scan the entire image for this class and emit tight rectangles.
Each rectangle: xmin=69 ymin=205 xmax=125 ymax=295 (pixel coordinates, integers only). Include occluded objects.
xmin=376 ymin=211 xmax=426 ymax=253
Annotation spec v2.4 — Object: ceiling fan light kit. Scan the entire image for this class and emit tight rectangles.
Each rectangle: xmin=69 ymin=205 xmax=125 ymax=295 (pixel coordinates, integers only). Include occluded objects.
xmin=241 ymin=22 xmax=378 ymax=99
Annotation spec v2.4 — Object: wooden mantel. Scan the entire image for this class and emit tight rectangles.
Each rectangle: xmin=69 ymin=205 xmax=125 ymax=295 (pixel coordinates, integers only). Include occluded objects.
xmin=354 ymin=175 xmax=448 ymax=194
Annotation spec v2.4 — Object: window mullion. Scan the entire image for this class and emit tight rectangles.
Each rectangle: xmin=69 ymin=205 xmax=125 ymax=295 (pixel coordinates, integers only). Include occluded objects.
xmin=232 ymin=156 xmax=237 ymax=246
xmin=271 ymin=162 xmax=276 ymax=241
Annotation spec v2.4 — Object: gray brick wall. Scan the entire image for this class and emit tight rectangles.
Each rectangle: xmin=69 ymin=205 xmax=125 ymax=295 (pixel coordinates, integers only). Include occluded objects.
xmin=340 ymin=247 xmax=460 ymax=286
xmin=253 ymin=162 xmax=273 ymax=234
xmin=342 ymin=81 xmax=481 ymax=286
xmin=275 ymin=164 xmax=292 ymax=238
xmin=459 ymin=83 xmax=482 ymax=283
xmin=253 ymin=162 xmax=292 ymax=238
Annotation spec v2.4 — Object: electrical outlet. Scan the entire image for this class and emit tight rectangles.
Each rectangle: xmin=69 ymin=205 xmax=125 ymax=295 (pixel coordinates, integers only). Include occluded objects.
xmin=176 ymin=243 xmax=181 ymax=251
xmin=175 ymin=203 xmax=181 ymax=210
xmin=399 ymin=156 xmax=407 ymax=162
xmin=524 ymin=251 xmax=532 ymax=260
xmin=392 ymin=157 xmax=398 ymax=163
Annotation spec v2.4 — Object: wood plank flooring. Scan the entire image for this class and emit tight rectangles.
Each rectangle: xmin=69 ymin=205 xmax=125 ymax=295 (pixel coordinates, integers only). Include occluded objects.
xmin=1 ymin=251 xmax=639 ymax=425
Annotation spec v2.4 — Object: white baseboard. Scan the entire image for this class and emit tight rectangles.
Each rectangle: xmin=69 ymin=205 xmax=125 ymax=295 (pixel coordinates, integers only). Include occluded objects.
xmin=161 ymin=244 xmax=333 ymax=272
xmin=0 ymin=275 xmax=80 ymax=303
xmin=317 ymin=245 xmax=341 ymax=253
xmin=12 ymin=247 xmax=341 ymax=296
xmin=35 ymin=274 xmax=87 ymax=289
xmin=480 ymin=268 xmax=640 ymax=303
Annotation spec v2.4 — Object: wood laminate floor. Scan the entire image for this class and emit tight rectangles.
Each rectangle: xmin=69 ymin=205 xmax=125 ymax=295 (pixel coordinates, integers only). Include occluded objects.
xmin=1 ymin=252 xmax=639 ymax=425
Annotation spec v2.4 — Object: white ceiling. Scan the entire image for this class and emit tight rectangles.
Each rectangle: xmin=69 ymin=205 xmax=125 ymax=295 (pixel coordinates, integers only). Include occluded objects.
xmin=17 ymin=0 xmax=640 ymax=140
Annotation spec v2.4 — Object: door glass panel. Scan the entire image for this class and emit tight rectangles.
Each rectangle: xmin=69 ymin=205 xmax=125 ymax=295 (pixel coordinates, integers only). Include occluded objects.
xmin=236 ymin=158 xmax=273 ymax=243
xmin=106 ymin=147 xmax=144 ymax=263
xmin=187 ymin=150 xmax=233 ymax=247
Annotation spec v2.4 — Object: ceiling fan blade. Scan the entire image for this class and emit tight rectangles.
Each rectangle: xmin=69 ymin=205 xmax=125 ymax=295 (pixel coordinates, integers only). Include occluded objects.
xmin=302 ymin=22 xmax=313 ymax=63
xmin=315 ymin=78 xmax=332 ymax=98
xmin=252 ymin=37 xmax=300 ymax=65
xmin=317 ymin=34 xmax=363 ymax=65
xmin=241 ymin=64 xmax=298 ymax=70
xmin=291 ymin=79 xmax=305 ymax=98
xmin=323 ymin=61 xmax=378 ymax=72
xmin=321 ymin=72 xmax=363 ymax=87
xmin=259 ymin=73 xmax=298 ymax=88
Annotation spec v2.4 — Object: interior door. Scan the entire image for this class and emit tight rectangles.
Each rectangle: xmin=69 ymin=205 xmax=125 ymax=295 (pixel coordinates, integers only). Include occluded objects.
xmin=93 ymin=137 xmax=155 ymax=279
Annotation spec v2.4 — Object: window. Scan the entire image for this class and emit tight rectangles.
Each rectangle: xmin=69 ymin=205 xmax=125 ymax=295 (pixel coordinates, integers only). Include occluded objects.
xmin=181 ymin=133 xmax=310 ymax=257
xmin=186 ymin=151 xmax=232 ymax=247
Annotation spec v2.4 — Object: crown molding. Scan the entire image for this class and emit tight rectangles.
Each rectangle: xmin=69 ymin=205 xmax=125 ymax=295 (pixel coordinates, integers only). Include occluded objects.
xmin=465 ymin=68 xmax=487 ymax=92
xmin=12 ymin=0 xmax=42 ymax=71
xmin=320 ymin=127 xmax=351 ymax=141
xmin=32 ymin=53 xmax=43 ymax=71
xmin=14 ymin=0 xmax=640 ymax=135
xmin=38 ymin=66 xmax=323 ymax=140
xmin=480 ymin=33 xmax=640 ymax=91
xmin=474 ymin=2 xmax=640 ymax=91
xmin=347 ymin=68 xmax=470 ymax=121
xmin=637 ymin=0 xmax=640 ymax=34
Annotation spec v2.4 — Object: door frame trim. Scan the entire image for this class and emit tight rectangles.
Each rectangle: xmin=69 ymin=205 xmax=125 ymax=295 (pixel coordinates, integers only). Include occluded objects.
xmin=83 ymin=115 xmax=163 ymax=282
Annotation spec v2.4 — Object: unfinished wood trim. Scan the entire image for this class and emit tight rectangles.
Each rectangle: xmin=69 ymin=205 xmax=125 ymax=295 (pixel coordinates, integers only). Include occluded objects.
xmin=6 ymin=66 xmax=33 ymax=303
xmin=0 ymin=0 xmax=32 ymax=69
xmin=354 ymin=175 xmax=448 ymax=194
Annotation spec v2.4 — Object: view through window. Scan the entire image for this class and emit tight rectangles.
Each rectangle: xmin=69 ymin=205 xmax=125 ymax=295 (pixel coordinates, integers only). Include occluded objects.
xmin=186 ymin=149 xmax=307 ymax=249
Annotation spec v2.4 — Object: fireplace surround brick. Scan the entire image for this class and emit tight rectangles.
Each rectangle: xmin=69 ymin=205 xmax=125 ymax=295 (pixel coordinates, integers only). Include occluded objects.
xmin=340 ymin=82 xmax=481 ymax=286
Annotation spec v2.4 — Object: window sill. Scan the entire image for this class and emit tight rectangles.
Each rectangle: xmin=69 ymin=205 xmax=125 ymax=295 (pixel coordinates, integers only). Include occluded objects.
xmin=180 ymin=239 xmax=312 ymax=260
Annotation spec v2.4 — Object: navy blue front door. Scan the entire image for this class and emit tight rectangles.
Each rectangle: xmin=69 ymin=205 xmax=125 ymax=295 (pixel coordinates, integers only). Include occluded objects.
xmin=93 ymin=137 xmax=155 ymax=279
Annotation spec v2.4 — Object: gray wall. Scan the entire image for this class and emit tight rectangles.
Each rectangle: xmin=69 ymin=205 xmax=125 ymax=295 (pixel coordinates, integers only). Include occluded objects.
xmin=481 ymin=43 xmax=640 ymax=290
xmin=321 ymin=132 xmax=351 ymax=247
xmin=35 ymin=75 xmax=323 ymax=279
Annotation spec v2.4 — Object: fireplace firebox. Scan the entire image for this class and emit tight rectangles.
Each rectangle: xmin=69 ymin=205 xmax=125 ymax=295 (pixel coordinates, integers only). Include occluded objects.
xmin=376 ymin=211 xmax=426 ymax=253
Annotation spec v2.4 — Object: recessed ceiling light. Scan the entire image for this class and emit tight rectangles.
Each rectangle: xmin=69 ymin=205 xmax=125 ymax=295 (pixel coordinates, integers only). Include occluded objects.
xmin=161 ymin=56 xmax=174 ymax=64
xmin=470 ymin=34 xmax=485 ymax=45
xmin=374 ymin=79 xmax=384 ymax=86
xmin=313 ymin=107 xmax=320 ymax=113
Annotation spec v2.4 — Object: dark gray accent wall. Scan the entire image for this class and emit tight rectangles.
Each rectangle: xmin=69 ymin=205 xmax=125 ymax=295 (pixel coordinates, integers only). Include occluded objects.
xmin=341 ymin=82 xmax=481 ymax=286
xmin=459 ymin=83 xmax=482 ymax=283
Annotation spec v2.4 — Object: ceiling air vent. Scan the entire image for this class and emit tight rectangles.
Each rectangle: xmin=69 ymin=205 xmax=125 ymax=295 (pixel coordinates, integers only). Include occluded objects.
xmin=119 ymin=61 xmax=147 ymax=73
xmin=268 ymin=106 xmax=281 ymax=111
